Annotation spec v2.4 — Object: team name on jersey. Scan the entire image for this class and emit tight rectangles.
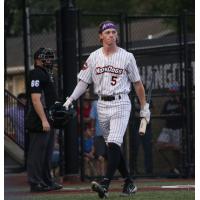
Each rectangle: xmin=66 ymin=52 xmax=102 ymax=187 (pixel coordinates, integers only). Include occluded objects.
xmin=96 ymin=65 xmax=123 ymax=75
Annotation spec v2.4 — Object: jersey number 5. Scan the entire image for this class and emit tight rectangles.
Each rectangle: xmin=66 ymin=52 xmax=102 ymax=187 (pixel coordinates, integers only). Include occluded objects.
xmin=111 ymin=76 xmax=117 ymax=86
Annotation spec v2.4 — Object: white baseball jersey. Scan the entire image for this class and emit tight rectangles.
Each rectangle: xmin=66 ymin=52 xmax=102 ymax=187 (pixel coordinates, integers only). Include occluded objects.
xmin=78 ymin=47 xmax=140 ymax=96
xmin=78 ymin=47 xmax=141 ymax=146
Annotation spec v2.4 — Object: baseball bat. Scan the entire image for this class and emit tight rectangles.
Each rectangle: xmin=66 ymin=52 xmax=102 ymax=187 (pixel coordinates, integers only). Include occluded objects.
xmin=139 ymin=69 xmax=156 ymax=135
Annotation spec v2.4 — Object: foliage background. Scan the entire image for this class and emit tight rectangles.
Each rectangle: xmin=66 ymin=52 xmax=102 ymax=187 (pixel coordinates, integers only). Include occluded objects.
xmin=5 ymin=0 xmax=195 ymax=36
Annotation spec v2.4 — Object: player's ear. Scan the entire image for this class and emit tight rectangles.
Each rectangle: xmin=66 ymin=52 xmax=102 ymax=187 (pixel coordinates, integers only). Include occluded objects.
xmin=99 ymin=33 xmax=103 ymax=43
xmin=116 ymin=35 xmax=119 ymax=43
xmin=99 ymin=33 xmax=103 ymax=39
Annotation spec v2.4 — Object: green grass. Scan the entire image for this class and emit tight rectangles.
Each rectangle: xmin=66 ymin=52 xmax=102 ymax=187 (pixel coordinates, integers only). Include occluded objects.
xmin=5 ymin=177 xmax=195 ymax=200
xmin=6 ymin=191 xmax=195 ymax=200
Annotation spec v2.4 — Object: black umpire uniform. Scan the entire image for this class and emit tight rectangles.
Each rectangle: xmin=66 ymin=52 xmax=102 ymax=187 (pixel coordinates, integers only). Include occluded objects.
xmin=26 ymin=48 xmax=62 ymax=192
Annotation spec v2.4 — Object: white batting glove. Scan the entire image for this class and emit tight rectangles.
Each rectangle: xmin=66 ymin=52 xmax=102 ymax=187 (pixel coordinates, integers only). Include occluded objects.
xmin=63 ymin=97 xmax=73 ymax=110
xmin=140 ymin=103 xmax=151 ymax=123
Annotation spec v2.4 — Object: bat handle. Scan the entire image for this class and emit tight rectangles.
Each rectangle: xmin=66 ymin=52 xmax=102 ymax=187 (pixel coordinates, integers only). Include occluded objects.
xmin=139 ymin=118 xmax=148 ymax=136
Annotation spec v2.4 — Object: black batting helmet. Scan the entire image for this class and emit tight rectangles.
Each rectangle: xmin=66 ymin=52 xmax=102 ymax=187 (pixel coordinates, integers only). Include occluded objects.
xmin=34 ymin=47 xmax=56 ymax=69
xmin=49 ymin=102 xmax=76 ymax=128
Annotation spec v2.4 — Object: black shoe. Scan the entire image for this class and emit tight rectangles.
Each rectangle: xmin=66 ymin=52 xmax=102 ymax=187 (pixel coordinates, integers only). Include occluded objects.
xmin=91 ymin=181 xmax=108 ymax=198
xmin=49 ymin=182 xmax=63 ymax=190
xmin=120 ymin=180 xmax=137 ymax=196
xmin=30 ymin=183 xmax=51 ymax=192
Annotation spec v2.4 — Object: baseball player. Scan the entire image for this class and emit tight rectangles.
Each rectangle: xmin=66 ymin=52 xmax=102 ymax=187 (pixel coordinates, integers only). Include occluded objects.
xmin=63 ymin=21 xmax=150 ymax=198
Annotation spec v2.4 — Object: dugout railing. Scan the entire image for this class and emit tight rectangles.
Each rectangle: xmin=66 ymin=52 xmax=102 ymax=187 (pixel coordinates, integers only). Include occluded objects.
xmin=4 ymin=89 xmax=26 ymax=149
xmin=19 ymin=9 xmax=194 ymax=180
xmin=4 ymin=90 xmax=27 ymax=171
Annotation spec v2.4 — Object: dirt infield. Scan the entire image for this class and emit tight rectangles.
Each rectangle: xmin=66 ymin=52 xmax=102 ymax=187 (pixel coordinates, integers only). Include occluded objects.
xmin=4 ymin=172 xmax=195 ymax=197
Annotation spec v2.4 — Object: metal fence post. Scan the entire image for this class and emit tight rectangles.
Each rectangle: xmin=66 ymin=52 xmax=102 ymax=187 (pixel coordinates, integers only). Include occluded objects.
xmin=77 ymin=9 xmax=85 ymax=182
xmin=23 ymin=7 xmax=32 ymax=91
xmin=23 ymin=1 xmax=31 ymax=169
xmin=59 ymin=2 xmax=79 ymax=176
xmin=182 ymin=10 xmax=194 ymax=177
xmin=119 ymin=13 xmax=126 ymax=48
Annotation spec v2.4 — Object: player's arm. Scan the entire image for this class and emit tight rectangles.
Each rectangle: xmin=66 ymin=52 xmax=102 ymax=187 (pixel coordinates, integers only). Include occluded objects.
xmin=31 ymin=93 xmax=50 ymax=132
xmin=133 ymin=81 xmax=146 ymax=108
xmin=63 ymin=80 xmax=88 ymax=109
xmin=63 ymin=55 xmax=92 ymax=109
xmin=133 ymin=81 xmax=150 ymax=123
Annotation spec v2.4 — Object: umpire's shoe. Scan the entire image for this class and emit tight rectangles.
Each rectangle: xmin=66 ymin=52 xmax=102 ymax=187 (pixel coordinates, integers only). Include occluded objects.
xmin=120 ymin=179 xmax=137 ymax=197
xmin=91 ymin=180 xmax=108 ymax=198
xmin=49 ymin=182 xmax=63 ymax=191
xmin=30 ymin=183 xmax=51 ymax=192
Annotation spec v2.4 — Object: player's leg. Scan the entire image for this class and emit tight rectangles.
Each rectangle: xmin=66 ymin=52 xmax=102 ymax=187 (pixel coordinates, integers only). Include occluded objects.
xmin=84 ymin=156 xmax=91 ymax=177
xmin=93 ymin=144 xmax=136 ymax=197
xmin=107 ymin=105 xmax=137 ymax=196
xmin=91 ymin=104 xmax=110 ymax=198
xmin=103 ymin=104 xmax=131 ymax=182
xmin=156 ymin=128 xmax=178 ymax=174
xmin=91 ymin=101 xmax=136 ymax=197
xmin=156 ymin=128 xmax=170 ymax=148
xmin=94 ymin=136 xmax=106 ymax=177
xmin=96 ymin=101 xmax=110 ymax=142
xmin=42 ymin=130 xmax=63 ymax=190
xmin=91 ymin=142 xmax=120 ymax=198
xmin=118 ymin=150 xmax=137 ymax=196
xmin=42 ymin=130 xmax=55 ymax=185
xmin=170 ymin=129 xmax=182 ymax=175
xmin=27 ymin=132 xmax=52 ymax=192
xmin=98 ymin=156 xmax=106 ymax=177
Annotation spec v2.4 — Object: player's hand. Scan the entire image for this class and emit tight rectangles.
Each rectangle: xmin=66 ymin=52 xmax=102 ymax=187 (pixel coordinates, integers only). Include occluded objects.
xmin=42 ymin=120 xmax=51 ymax=132
xmin=88 ymin=152 xmax=94 ymax=159
xmin=63 ymin=97 xmax=73 ymax=110
xmin=140 ymin=103 xmax=150 ymax=123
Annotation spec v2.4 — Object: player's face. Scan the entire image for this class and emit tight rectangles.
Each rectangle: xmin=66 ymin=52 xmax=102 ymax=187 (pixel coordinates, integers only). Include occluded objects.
xmin=100 ymin=28 xmax=118 ymax=46
xmin=34 ymin=58 xmax=43 ymax=67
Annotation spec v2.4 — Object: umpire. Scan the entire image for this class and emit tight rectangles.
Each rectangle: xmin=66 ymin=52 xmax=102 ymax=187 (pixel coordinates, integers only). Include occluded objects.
xmin=26 ymin=47 xmax=62 ymax=192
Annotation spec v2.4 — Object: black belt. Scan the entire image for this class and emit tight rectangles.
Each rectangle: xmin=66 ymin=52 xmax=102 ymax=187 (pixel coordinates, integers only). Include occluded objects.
xmin=99 ymin=95 xmax=121 ymax=101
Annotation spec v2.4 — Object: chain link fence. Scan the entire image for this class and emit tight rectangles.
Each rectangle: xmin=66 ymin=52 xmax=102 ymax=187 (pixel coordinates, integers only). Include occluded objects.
xmin=5 ymin=8 xmax=194 ymax=179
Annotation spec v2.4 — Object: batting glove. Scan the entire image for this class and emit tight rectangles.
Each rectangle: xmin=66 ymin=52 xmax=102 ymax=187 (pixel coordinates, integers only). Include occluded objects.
xmin=140 ymin=103 xmax=150 ymax=123
xmin=63 ymin=97 xmax=73 ymax=110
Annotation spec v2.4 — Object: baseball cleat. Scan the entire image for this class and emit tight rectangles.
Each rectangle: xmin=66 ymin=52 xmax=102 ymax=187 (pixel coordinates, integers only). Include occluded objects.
xmin=120 ymin=181 xmax=137 ymax=197
xmin=91 ymin=181 xmax=108 ymax=198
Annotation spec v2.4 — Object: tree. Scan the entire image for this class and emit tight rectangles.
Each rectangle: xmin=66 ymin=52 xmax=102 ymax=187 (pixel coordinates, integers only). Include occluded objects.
xmin=76 ymin=0 xmax=134 ymax=14
xmin=5 ymin=0 xmax=195 ymax=36
xmin=5 ymin=0 xmax=60 ymax=36
xmin=77 ymin=0 xmax=195 ymax=15
xmin=5 ymin=0 xmax=24 ymax=36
